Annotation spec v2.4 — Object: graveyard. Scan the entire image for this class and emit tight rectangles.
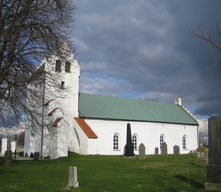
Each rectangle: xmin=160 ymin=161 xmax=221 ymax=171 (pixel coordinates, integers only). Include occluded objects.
xmin=1 ymin=117 xmax=220 ymax=191
xmin=0 ymin=153 xmax=207 ymax=192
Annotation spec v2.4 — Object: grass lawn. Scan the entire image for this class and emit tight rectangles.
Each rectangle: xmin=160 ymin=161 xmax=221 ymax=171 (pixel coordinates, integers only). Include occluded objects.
xmin=0 ymin=153 xmax=208 ymax=192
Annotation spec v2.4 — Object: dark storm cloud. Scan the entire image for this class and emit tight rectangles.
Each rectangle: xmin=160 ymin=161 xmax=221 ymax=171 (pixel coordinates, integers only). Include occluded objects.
xmin=73 ymin=0 xmax=221 ymax=118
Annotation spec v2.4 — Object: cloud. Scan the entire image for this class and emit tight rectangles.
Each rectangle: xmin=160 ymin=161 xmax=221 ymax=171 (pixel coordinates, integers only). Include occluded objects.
xmin=73 ymin=0 xmax=221 ymax=118
xmin=198 ymin=119 xmax=208 ymax=144
xmin=0 ymin=122 xmax=25 ymax=138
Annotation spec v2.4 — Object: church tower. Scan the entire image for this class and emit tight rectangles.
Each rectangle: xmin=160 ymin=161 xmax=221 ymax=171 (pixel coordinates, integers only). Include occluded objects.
xmin=24 ymin=43 xmax=80 ymax=159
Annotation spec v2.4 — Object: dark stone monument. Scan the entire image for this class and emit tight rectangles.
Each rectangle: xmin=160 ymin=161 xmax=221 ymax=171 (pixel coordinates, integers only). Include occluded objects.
xmin=205 ymin=116 xmax=221 ymax=191
xmin=155 ymin=147 xmax=159 ymax=155
xmin=139 ymin=143 xmax=146 ymax=160
xmin=30 ymin=152 xmax=34 ymax=158
xmin=4 ymin=139 xmax=13 ymax=166
xmin=173 ymin=145 xmax=180 ymax=155
xmin=123 ymin=123 xmax=136 ymax=159
xmin=161 ymin=142 xmax=168 ymax=156
xmin=34 ymin=152 xmax=40 ymax=160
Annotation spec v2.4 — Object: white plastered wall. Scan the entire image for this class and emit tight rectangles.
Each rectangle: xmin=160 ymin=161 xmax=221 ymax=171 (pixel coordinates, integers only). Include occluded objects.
xmin=11 ymin=141 xmax=16 ymax=152
xmin=24 ymin=44 xmax=80 ymax=159
xmin=68 ymin=123 xmax=80 ymax=153
xmin=83 ymin=119 xmax=198 ymax=155
xmin=1 ymin=138 xmax=7 ymax=155
xmin=72 ymin=119 xmax=89 ymax=155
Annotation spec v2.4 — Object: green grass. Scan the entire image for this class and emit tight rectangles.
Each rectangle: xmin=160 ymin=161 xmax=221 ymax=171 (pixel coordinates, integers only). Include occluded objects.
xmin=0 ymin=153 xmax=208 ymax=192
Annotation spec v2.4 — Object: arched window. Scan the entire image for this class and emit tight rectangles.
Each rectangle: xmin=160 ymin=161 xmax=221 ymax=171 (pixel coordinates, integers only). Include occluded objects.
xmin=160 ymin=134 xmax=165 ymax=148
xmin=182 ymin=135 xmax=187 ymax=149
xmin=132 ymin=134 xmax=138 ymax=150
xmin=113 ymin=133 xmax=120 ymax=150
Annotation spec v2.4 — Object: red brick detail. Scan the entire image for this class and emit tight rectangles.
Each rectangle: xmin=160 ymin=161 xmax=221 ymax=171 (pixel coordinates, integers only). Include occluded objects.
xmin=48 ymin=108 xmax=57 ymax=115
xmin=74 ymin=117 xmax=98 ymax=139
xmin=52 ymin=118 xmax=62 ymax=126
xmin=44 ymin=99 xmax=53 ymax=105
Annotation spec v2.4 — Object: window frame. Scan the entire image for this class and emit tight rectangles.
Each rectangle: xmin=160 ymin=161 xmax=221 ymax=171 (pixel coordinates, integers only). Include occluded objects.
xmin=61 ymin=81 xmax=65 ymax=89
xmin=113 ymin=133 xmax=120 ymax=150
xmin=160 ymin=134 xmax=165 ymax=148
xmin=182 ymin=135 xmax=187 ymax=149
xmin=132 ymin=133 xmax=138 ymax=150
xmin=55 ymin=60 xmax=61 ymax=72
xmin=65 ymin=61 xmax=71 ymax=72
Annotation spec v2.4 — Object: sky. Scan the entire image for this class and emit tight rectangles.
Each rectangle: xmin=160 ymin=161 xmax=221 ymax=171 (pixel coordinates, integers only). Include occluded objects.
xmin=72 ymin=0 xmax=221 ymax=142
xmin=1 ymin=1 xmax=220 ymax=143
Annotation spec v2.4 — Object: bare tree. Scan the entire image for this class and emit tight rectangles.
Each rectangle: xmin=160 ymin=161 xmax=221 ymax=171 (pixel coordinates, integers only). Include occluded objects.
xmin=0 ymin=0 xmax=76 ymax=128
xmin=189 ymin=21 xmax=221 ymax=75
xmin=17 ymin=131 xmax=25 ymax=145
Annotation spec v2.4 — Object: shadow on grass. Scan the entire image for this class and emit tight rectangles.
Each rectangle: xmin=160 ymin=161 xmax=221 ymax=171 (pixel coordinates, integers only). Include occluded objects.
xmin=187 ymin=162 xmax=196 ymax=166
xmin=0 ymin=158 xmax=5 ymax=166
xmin=174 ymin=175 xmax=204 ymax=189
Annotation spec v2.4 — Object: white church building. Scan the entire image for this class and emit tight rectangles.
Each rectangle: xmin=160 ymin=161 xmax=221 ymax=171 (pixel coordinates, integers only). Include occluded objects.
xmin=24 ymin=44 xmax=199 ymax=159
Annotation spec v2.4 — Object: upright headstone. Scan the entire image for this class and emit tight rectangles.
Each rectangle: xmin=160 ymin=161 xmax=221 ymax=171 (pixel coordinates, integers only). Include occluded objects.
xmin=11 ymin=140 xmax=16 ymax=153
xmin=195 ymin=146 xmax=208 ymax=166
xmin=66 ymin=166 xmax=79 ymax=190
xmin=155 ymin=147 xmax=159 ymax=155
xmin=1 ymin=138 xmax=7 ymax=155
xmin=34 ymin=152 xmax=40 ymax=160
xmin=4 ymin=139 xmax=13 ymax=166
xmin=139 ymin=143 xmax=146 ymax=160
xmin=123 ymin=123 xmax=136 ymax=159
xmin=173 ymin=145 xmax=180 ymax=155
xmin=161 ymin=142 xmax=168 ymax=156
xmin=205 ymin=116 xmax=221 ymax=191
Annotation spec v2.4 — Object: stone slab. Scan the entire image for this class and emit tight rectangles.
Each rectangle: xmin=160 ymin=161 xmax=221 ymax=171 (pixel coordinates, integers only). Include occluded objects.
xmin=195 ymin=159 xmax=208 ymax=166
xmin=161 ymin=142 xmax=168 ymax=156
xmin=207 ymin=164 xmax=221 ymax=183
xmin=139 ymin=143 xmax=146 ymax=160
xmin=173 ymin=145 xmax=180 ymax=155
xmin=123 ymin=155 xmax=137 ymax=160
xmin=205 ymin=182 xmax=221 ymax=191
xmin=67 ymin=166 xmax=79 ymax=189
xmin=4 ymin=151 xmax=13 ymax=166
xmin=208 ymin=116 xmax=221 ymax=165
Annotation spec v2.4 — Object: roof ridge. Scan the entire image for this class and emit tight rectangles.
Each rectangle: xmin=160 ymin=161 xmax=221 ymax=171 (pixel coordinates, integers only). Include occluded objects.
xmin=79 ymin=92 xmax=173 ymax=105
xmin=78 ymin=93 xmax=199 ymax=125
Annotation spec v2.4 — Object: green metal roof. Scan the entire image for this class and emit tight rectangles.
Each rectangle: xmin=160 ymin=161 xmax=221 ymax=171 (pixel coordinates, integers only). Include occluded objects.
xmin=78 ymin=93 xmax=199 ymax=125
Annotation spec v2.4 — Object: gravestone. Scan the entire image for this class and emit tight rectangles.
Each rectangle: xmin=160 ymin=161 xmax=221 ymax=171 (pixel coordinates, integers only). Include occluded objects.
xmin=173 ymin=145 xmax=180 ymax=155
xmin=66 ymin=166 xmax=79 ymax=190
xmin=155 ymin=147 xmax=159 ymax=155
xmin=4 ymin=139 xmax=13 ymax=166
xmin=205 ymin=116 xmax=221 ymax=191
xmin=139 ymin=143 xmax=146 ymax=160
xmin=161 ymin=142 xmax=168 ymax=156
xmin=195 ymin=145 xmax=208 ymax=166
xmin=11 ymin=140 xmax=16 ymax=153
xmin=123 ymin=123 xmax=136 ymax=159
xmin=1 ymin=138 xmax=7 ymax=155
xmin=34 ymin=152 xmax=40 ymax=160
